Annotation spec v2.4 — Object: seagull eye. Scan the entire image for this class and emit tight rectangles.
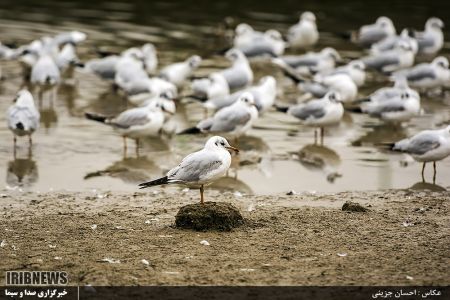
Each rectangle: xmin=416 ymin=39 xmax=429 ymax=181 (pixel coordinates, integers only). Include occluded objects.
xmin=221 ymin=141 xmax=225 ymax=146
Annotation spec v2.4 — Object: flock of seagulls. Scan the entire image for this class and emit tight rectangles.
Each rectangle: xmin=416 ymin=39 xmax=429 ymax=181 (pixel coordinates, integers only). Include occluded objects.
xmin=2 ymin=12 xmax=450 ymax=202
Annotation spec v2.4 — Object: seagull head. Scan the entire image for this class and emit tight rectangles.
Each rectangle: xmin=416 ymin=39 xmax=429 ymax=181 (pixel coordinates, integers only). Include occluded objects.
xmin=14 ymin=89 xmax=35 ymax=108
xmin=326 ymin=91 xmax=342 ymax=103
xmin=349 ymin=60 xmax=365 ymax=71
xmin=376 ymin=16 xmax=394 ymax=29
xmin=426 ymin=17 xmax=444 ymax=30
xmin=206 ymin=136 xmax=239 ymax=154
xmin=122 ymin=47 xmax=144 ymax=60
xmin=225 ymin=48 xmax=245 ymax=62
xmin=237 ymin=92 xmax=257 ymax=108
xmin=235 ymin=23 xmax=254 ymax=36
xmin=321 ymin=47 xmax=341 ymax=62
xmin=70 ymin=31 xmax=87 ymax=44
xmin=300 ymin=11 xmax=316 ymax=23
xmin=265 ymin=29 xmax=283 ymax=41
xmin=433 ymin=56 xmax=449 ymax=69
xmin=187 ymin=55 xmax=202 ymax=68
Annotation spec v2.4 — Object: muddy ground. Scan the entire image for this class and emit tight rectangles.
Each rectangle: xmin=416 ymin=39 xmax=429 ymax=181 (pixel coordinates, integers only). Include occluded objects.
xmin=0 ymin=188 xmax=449 ymax=286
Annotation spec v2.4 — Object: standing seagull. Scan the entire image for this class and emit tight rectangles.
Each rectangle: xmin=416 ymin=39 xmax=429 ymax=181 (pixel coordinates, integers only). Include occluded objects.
xmin=392 ymin=56 xmax=450 ymax=91
xmin=354 ymin=16 xmax=396 ymax=47
xmin=159 ymin=55 xmax=202 ymax=87
xmin=285 ymin=91 xmax=344 ymax=144
xmin=7 ymin=90 xmax=40 ymax=153
xmin=287 ymin=11 xmax=319 ymax=48
xmin=413 ymin=17 xmax=444 ymax=55
xmin=219 ymin=49 xmax=253 ymax=90
xmin=138 ymin=136 xmax=239 ymax=204
xmin=85 ymin=100 xmax=173 ymax=157
xmin=393 ymin=125 xmax=450 ymax=183
xmin=178 ymin=92 xmax=259 ymax=142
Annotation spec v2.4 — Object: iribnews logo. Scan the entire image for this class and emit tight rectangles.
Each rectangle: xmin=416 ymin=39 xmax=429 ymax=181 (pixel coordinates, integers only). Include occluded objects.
xmin=5 ymin=271 xmax=68 ymax=286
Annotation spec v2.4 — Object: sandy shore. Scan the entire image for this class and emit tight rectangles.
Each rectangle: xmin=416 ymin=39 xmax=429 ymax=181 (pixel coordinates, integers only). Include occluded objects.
xmin=0 ymin=188 xmax=449 ymax=286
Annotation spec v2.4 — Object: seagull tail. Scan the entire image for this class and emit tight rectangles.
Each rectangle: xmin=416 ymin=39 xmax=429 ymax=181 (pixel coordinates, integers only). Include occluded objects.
xmin=177 ymin=127 xmax=201 ymax=135
xmin=138 ymin=176 xmax=169 ymax=189
xmin=15 ymin=122 xmax=25 ymax=130
xmin=345 ymin=107 xmax=363 ymax=113
xmin=184 ymin=94 xmax=208 ymax=102
xmin=85 ymin=112 xmax=108 ymax=123
xmin=274 ymin=104 xmax=289 ymax=113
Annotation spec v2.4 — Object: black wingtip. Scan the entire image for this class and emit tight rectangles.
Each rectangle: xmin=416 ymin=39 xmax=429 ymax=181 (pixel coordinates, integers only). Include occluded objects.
xmin=274 ymin=104 xmax=289 ymax=113
xmin=346 ymin=107 xmax=363 ymax=113
xmin=177 ymin=127 xmax=202 ymax=135
xmin=85 ymin=112 xmax=107 ymax=123
xmin=138 ymin=176 xmax=169 ymax=189
xmin=15 ymin=122 xmax=24 ymax=130
xmin=184 ymin=94 xmax=208 ymax=102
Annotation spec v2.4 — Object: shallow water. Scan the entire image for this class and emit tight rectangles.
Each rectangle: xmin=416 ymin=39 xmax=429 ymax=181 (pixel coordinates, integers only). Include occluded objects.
xmin=0 ymin=0 xmax=449 ymax=195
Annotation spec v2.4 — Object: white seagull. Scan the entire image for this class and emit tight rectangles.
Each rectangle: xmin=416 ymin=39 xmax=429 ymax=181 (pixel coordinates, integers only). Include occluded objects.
xmin=159 ymin=55 xmax=202 ymax=87
xmin=287 ymin=11 xmax=319 ymax=48
xmin=354 ymin=16 xmax=396 ymax=47
xmin=314 ymin=60 xmax=366 ymax=87
xmin=204 ymin=76 xmax=277 ymax=113
xmin=179 ymin=92 xmax=258 ymax=141
xmin=85 ymin=99 xmax=173 ymax=156
xmin=7 ymin=90 xmax=40 ymax=149
xmin=138 ymin=136 xmax=239 ymax=204
xmin=361 ymin=90 xmax=421 ymax=123
xmin=362 ymin=41 xmax=415 ymax=73
xmin=370 ymin=28 xmax=419 ymax=55
xmin=392 ymin=56 xmax=450 ymax=91
xmin=414 ymin=17 xmax=444 ymax=55
xmin=393 ymin=125 xmax=450 ymax=182
xmin=190 ymin=72 xmax=230 ymax=101
xmin=219 ymin=49 xmax=253 ymax=90
xmin=278 ymin=47 xmax=341 ymax=75
xmin=285 ymin=91 xmax=344 ymax=143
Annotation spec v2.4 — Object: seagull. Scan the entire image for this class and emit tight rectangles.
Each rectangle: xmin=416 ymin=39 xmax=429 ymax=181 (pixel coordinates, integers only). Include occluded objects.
xmin=138 ymin=136 xmax=239 ymax=204
xmin=314 ymin=60 xmax=366 ymax=87
xmin=392 ymin=56 xmax=450 ymax=91
xmin=141 ymin=43 xmax=158 ymax=74
xmin=233 ymin=23 xmax=265 ymax=50
xmin=370 ymin=28 xmax=418 ymax=55
xmin=413 ymin=17 xmax=444 ymax=55
xmin=114 ymin=50 xmax=147 ymax=90
xmin=277 ymin=47 xmax=341 ymax=75
xmin=393 ymin=125 xmax=450 ymax=183
xmin=284 ymin=91 xmax=344 ymax=144
xmin=56 ymin=43 xmax=81 ymax=73
xmin=361 ymin=90 xmax=421 ymax=123
xmin=159 ymin=55 xmax=202 ymax=87
xmin=85 ymin=99 xmax=173 ymax=156
xmin=53 ymin=31 xmax=87 ymax=46
xmin=219 ymin=48 xmax=253 ymax=90
xmin=178 ymin=92 xmax=258 ymax=141
xmin=362 ymin=40 xmax=415 ymax=73
xmin=287 ymin=11 xmax=319 ymax=48
xmin=354 ymin=16 xmax=396 ymax=47
xmin=298 ymin=73 xmax=358 ymax=103
xmin=358 ymin=77 xmax=419 ymax=104
xmin=235 ymin=29 xmax=286 ymax=57
xmin=190 ymin=72 xmax=230 ymax=101
xmin=7 ymin=90 xmax=40 ymax=152
xmin=203 ymin=75 xmax=277 ymax=113
xmin=126 ymin=77 xmax=177 ymax=106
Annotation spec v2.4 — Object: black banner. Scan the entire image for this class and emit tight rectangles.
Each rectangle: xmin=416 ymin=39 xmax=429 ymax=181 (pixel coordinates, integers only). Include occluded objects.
xmin=1 ymin=286 xmax=448 ymax=300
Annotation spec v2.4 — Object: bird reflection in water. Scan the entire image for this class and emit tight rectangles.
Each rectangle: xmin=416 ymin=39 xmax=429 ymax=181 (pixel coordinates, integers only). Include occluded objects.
xmin=294 ymin=144 xmax=342 ymax=183
xmin=84 ymin=155 xmax=162 ymax=184
xmin=408 ymin=181 xmax=446 ymax=192
xmin=351 ymin=123 xmax=408 ymax=147
xmin=7 ymin=148 xmax=38 ymax=188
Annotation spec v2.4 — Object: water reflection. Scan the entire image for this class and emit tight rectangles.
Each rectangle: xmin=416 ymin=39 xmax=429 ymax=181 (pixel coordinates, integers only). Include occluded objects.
xmin=408 ymin=181 xmax=446 ymax=192
xmin=6 ymin=150 xmax=38 ymax=188
xmin=84 ymin=156 xmax=162 ymax=183
xmin=351 ymin=123 xmax=408 ymax=147
xmin=294 ymin=144 xmax=342 ymax=183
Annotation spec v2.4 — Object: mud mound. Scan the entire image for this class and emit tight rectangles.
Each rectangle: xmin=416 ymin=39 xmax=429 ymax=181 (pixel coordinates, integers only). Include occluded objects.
xmin=342 ymin=201 xmax=368 ymax=212
xmin=175 ymin=202 xmax=244 ymax=231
